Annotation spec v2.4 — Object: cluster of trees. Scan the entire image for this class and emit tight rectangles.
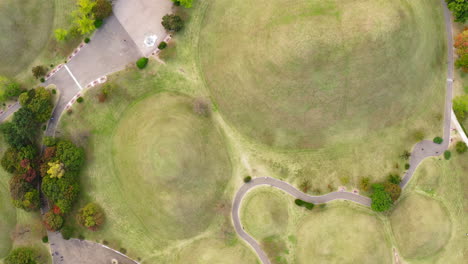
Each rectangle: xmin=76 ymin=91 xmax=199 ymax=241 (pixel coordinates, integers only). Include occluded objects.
xmin=0 ymin=87 xmax=54 ymax=211
xmin=453 ymin=95 xmax=468 ymax=121
xmin=55 ymin=0 xmax=113 ymax=41
xmin=446 ymin=0 xmax=468 ymax=23
xmin=0 ymin=76 xmax=22 ymax=103
xmin=454 ymin=29 xmax=468 ymax=72
xmin=5 ymin=247 xmax=40 ymax=264
xmin=41 ymin=137 xmax=84 ymax=231
xmin=370 ymin=174 xmax=402 ymax=212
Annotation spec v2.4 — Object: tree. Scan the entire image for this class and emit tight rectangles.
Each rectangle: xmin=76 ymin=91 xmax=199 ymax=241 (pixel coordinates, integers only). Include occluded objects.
xmin=370 ymin=184 xmax=393 ymax=212
xmin=453 ymin=95 xmax=468 ymax=120
xmin=454 ymin=29 xmax=468 ymax=56
xmin=19 ymin=87 xmax=53 ymax=123
xmin=93 ymin=0 xmax=113 ymax=20
xmin=359 ymin=177 xmax=370 ymax=191
xmin=5 ymin=247 xmax=38 ymax=264
xmin=1 ymin=108 xmax=38 ymax=148
xmin=173 ymin=0 xmax=194 ymax=8
xmin=446 ymin=0 xmax=468 ymax=22
xmin=54 ymin=28 xmax=69 ymax=41
xmin=43 ymin=211 xmax=64 ymax=231
xmin=42 ymin=172 xmax=80 ymax=207
xmin=47 ymin=161 xmax=65 ymax=178
xmin=455 ymin=141 xmax=467 ymax=154
xmin=9 ymin=175 xmax=39 ymax=211
xmin=399 ymin=150 xmax=411 ymax=160
xmin=433 ymin=136 xmax=444 ymax=144
xmin=387 ymin=174 xmax=401 ymax=184
xmin=31 ymin=66 xmax=46 ymax=79
xmin=136 ymin=57 xmax=148 ymax=69
xmin=73 ymin=0 xmax=97 ymax=35
xmin=55 ymin=139 xmax=85 ymax=172
xmin=162 ymin=14 xmax=184 ymax=32
xmin=455 ymin=53 xmax=468 ymax=72
xmin=444 ymin=150 xmax=451 ymax=160
xmin=383 ymin=182 xmax=401 ymax=202
xmin=0 ymin=76 xmax=22 ymax=102
xmin=77 ymin=203 xmax=105 ymax=230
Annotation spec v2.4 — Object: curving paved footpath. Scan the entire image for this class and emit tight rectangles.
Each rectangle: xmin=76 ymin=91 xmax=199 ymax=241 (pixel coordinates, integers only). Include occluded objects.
xmin=231 ymin=1 xmax=456 ymax=263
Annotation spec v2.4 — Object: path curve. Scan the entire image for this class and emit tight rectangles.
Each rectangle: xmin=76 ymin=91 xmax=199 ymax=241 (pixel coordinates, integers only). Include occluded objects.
xmin=231 ymin=1 xmax=455 ymax=263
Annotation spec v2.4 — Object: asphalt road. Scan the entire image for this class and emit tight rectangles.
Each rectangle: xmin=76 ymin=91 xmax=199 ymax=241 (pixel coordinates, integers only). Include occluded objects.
xmin=231 ymin=1 xmax=456 ymax=263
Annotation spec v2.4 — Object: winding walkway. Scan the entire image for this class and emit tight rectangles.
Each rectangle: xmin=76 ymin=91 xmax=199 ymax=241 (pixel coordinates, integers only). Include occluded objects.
xmin=231 ymin=1 xmax=456 ymax=263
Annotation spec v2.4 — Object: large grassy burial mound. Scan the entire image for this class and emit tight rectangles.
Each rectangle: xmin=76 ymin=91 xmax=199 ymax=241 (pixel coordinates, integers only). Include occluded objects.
xmin=200 ymin=0 xmax=445 ymax=149
xmin=112 ymin=93 xmax=232 ymax=240
xmin=0 ymin=0 xmax=54 ymax=77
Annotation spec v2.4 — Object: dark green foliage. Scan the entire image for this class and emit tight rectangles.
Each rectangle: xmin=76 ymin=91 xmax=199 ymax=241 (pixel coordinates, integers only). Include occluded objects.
xmin=52 ymin=89 xmax=56 ymax=94
xmin=1 ymin=108 xmax=38 ymax=148
xmin=32 ymin=65 xmax=46 ymax=79
xmin=455 ymin=141 xmax=467 ymax=154
xmin=243 ymin=176 xmax=252 ymax=183
xmin=453 ymin=95 xmax=468 ymax=120
xmin=40 ymin=78 xmax=45 ymax=83
xmin=0 ymin=77 xmax=22 ymax=102
xmin=5 ymin=247 xmax=38 ymax=264
xmin=43 ymin=211 xmax=63 ymax=231
xmin=61 ymin=226 xmax=75 ymax=240
xmin=294 ymin=199 xmax=314 ymax=210
xmin=94 ymin=19 xmax=103 ymax=28
xmin=84 ymin=37 xmax=90 ymax=43
xmin=77 ymin=97 xmax=84 ymax=103
xmin=93 ymin=0 xmax=113 ymax=20
xmin=405 ymin=163 xmax=410 ymax=170
xmin=444 ymin=150 xmax=451 ymax=160
xmin=78 ymin=234 xmax=85 ymax=240
xmin=446 ymin=0 xmax=468 ymax=22
xmin=161 ymin=14 xmax=184 ymax=32
xmin=1 ymin=146 xmax=37 ymax=174
xmin=370 ymin=183 xmax=393 ymax=212
xmin=55 ymin=139 xmax=85 ymax=172
xmin=19 ymin=87 xmax=53 ymax=123
xmin=43 ymin=136 xmax=57 ymax=147
xmin=399 ymin=150 xmax=411 ymax=160
xmin=42 ymin=173 xmax=80 ymax=213
xmin=136 ymin=57 xmax=149 ymax=69
xmin=158 ymin=41 xmax=167 ymax=49
xmin=42 ymin=236 xmax=48 ymax=243
xmin=387 ymin=174 xmax=401 ymax=185
xmin=433 ymin=136 xmax=443 ymax=144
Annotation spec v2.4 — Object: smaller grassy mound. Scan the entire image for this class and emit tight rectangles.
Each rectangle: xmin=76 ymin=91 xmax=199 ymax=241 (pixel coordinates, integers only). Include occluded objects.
xmin=175 ymin=238 xmax=257 ymax=264
xmin=241 ymin=188 xmax=289 ymax=239
xmin=390 ymin=194 xmax=451 ymax=259
xmin=296 ymin=205 xmax=391 ymax=264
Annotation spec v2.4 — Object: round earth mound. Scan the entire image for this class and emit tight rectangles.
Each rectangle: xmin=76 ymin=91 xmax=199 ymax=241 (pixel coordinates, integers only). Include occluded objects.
xmin=241 ymin=188 xmax=289 ymax=239
xmin=112 ymin=93 xmax=232 ymax=240
xmin=0 ymin=0 xmax=54 ymax=77
xmin=296 ymin=205 xmax=391 ymax=263
xmin=175 ymin=238 xmax=257 ymax=264
xmin=390 ymin=194 xmax=451 ymax=259
xmin=199 ymin=0 xmax=445 ymax=149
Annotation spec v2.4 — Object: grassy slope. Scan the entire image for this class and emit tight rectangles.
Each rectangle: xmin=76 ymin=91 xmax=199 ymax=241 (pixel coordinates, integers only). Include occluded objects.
xmin=0 ymin=0 xmax=80 ymax=86
xmin=197 ymin=0 xmax=447 ymax=192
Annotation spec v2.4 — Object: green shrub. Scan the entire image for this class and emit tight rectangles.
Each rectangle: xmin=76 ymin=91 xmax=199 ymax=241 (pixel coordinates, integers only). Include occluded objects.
xmin=78 ymin=234 xmax=85 ymax=240
xmin=294 ymin=199 xmax=314 ymax=210
xmin=93 ymin=0 xmax=113 ymax=20
xmin=77 ymin=203 xmax=105 ymax=231
xmin=40 ymin=78 xmax=45 ymax=83
xmin=243 ymin=176 xmax=252 ymax=183
xmin=294 ymin=199 xmax=304 ymax=206
xmin=444 ymin=150 xmax=451 ymax=160
xmin=158 ymin=41 xmax=167 ymax=49
xmin=136 ymin=57 xmax=149 ymax=69
xmin=94 ymin=19 xmax=104 ymax=28
xmin=455 ymin=141 xmax=467 ymax=154
xmin=404 ymin=163 xmax=410 ymax=170
xmin=77 ymin=97 xmax=84 ymax=103
xmin=32 ymin=65 xmax=46 ymax=79
xmin=161 ymin=14 xmax=184 ymax=32
xmin=52 ymin=89 xmax=56 ymax=94
xmin=370 ymin=183 xmax=393 ymax=212
xmin=433 ymin=136 xmax=443 ymax=144
xmin=84 ymin=37 xmax=90 ymax=43
xmin=61 ymin=226 xmax=74 ymax=240
xmin=387 ymin=174 xmax=401 ymax=184
xmin=42 ymin=236 xmax=48 ymax=243
xmin=5 ymin=247 xmax=39 ymax=264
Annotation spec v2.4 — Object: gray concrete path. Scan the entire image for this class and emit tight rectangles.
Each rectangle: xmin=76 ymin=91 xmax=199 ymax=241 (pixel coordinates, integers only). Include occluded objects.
xmin=232 ymin=1 xmax=456 ymax=263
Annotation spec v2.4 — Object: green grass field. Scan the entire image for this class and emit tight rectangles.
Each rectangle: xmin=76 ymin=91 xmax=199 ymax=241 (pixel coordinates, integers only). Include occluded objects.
xmin=390 ymin=194 xmax=451 ymax=259
xmin=0 ymin=0 xmax=79 ymax=84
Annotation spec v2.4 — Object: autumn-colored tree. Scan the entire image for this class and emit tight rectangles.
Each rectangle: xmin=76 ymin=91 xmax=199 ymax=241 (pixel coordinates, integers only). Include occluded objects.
xmin=455 ymin=29 xmax=468 ymax=72
xmin=384 ymin=182 xmax=401 ymax=202
xmin=43 ymin=211 xmax=64 ymax=231
xmin=77 ymin=203 xmax=105 ymax=231
xmin=47 ymin=161 xmax=65 ymax=178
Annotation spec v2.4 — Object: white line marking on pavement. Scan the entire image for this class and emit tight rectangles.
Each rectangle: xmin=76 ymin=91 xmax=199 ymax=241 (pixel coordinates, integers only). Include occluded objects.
xmin=64 ymin=64 xmax=83 ymax=90
xmin=447 ymin=78 xmax=453 ymax=82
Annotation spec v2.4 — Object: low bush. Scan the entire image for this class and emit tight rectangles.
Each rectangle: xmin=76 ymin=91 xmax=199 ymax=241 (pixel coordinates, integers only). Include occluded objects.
xmin=52 ymin=89 xmax=56 ymax=94
xmin=77 ymin=97 xmax=84 ymax=103
xmin=433 ymin=136 xmax=443 ymax=144
xmin=294 ymin=199 xmax=314 ymax=210
xmin=40 ymin=78 xmax=45 ymax=83
xmin=456 ymin=141 xmax=467 ymax=154
xmin=243 ymin=176 xmax=252 ymax=183
xmin=136 ymin=57 xmax=149 ymax=69
xmin=94 ymin=19 xmax=104 ymax=28
xmin=387 ymin=174 xmax=401 ymax=184
xmin=404 ymin=163 xmax=410 ymax=170
xmin=42 ymin=236 xmax=48 ymax=243
xmin=61 ymin=226 xmax=75 ymax=240
xmin=158 ymin=41 xmax=167 ymax=49
xmin=84 ymin=37 xmax=90 ymax=44
xmin=444 ymin=150 xmax=451 ymax=160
